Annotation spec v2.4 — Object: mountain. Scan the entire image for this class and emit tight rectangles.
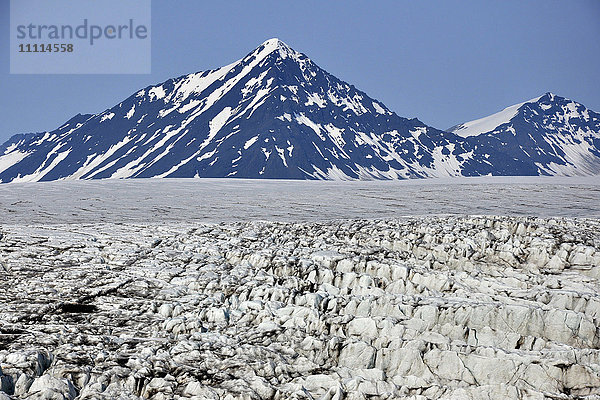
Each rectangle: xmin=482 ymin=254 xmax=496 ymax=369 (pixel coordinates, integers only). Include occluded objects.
xmin=0 ymin=39 xmax=599 ymax=183
xmin=450 ymin=93 xmax=600 ymax=176
xmin=0 ymin=39 xmax=470 ymax=182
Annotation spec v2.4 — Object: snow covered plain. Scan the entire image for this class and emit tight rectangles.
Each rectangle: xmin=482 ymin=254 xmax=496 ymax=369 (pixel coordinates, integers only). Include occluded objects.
xmin=1 ymin=177 xmax=600 ymax=399
xmin=1 ymin=176 xmax=600 ymax=224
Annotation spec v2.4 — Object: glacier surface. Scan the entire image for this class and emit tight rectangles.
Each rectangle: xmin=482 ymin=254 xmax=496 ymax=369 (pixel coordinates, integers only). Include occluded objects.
xmin=0 ymin=178 xmax=599 ymax=399
xmin=1 ymin=176 xmax=600 ymax=225
xmin=0 ymin=216 xmax=599 ymax=399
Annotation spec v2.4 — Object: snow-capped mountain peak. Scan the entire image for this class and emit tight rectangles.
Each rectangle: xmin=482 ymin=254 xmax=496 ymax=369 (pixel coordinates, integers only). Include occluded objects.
xmin=257 ymin=37 xmax=298 ymax=59
xmin=131 ymin=38 xmax=301 ymax=115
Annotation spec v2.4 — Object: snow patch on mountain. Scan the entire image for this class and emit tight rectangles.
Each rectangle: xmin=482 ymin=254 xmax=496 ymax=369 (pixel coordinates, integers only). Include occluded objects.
xmin=0 ymin=151 xmax=29 ymax=178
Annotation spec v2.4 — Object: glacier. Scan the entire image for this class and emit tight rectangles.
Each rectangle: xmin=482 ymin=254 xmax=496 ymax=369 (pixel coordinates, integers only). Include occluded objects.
xmin=1 ymin=214 xmax=599 ymax=399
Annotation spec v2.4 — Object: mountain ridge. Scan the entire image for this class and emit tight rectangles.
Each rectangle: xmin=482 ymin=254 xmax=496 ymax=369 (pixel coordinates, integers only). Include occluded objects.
xmin=1 ymin=39 xmax=599 ymax=183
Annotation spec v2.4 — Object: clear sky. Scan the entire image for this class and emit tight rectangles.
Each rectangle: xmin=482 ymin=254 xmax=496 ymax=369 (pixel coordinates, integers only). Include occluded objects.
xmin=1 ymin=0 xmax=599 ymax=143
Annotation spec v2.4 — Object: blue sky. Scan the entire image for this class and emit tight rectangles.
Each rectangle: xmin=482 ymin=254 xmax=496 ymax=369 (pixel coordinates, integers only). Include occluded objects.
xmin=1 ymin=0 xmax=599 ymax=143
